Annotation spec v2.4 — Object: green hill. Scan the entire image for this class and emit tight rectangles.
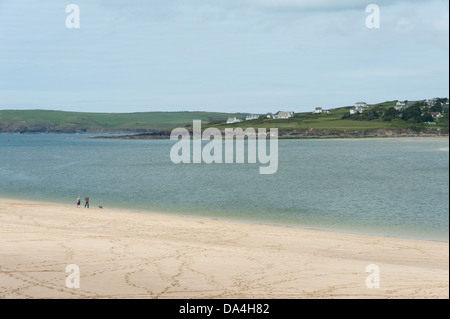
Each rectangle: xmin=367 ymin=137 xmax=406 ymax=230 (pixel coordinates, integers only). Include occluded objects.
xmin=1 ymin=99 xmax=448 ymax=137
xmin=195 ymin=100 xmax=449 ymax=137
xmin=0 ymin=110 xmax=246 ymax=133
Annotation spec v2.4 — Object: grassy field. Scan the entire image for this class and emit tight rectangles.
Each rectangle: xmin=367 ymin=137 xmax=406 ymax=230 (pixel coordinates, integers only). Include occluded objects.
xmin=196 ymin=100 xmax=448 ymax=134
xmin=0 ymin=110 xmax=246 ymax=133
xmin=1 ymin=100 xmax=448 ymax=134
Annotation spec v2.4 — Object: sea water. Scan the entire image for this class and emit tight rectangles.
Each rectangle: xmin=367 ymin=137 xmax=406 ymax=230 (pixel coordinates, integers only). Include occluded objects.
xmin=0 ymin=134 xmax=448 ymax=241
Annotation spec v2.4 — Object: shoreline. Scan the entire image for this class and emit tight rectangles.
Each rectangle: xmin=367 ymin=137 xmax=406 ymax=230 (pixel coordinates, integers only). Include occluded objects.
xmin=2 ymin=196 xmax=447 ymax=243
xmin=90 ymin=132 xmax=449 ymax=140
xmin=2 ymin=131 xmax=448 ymax=142
xmin=0 ymin=199 xmax=448 ymax=298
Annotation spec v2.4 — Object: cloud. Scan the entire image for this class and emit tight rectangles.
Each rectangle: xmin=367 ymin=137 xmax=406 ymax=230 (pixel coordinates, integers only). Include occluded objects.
xmin=93 ymin=0 xmax=440 ymax=14
xmin=242 ymin=0 xmax=435 ymax=11
xmin=247 ymin=0 xmax=363 ymax=10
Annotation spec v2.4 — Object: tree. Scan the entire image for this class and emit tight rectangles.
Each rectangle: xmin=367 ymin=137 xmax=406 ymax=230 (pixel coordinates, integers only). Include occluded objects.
xmin=363 ymin=108 xmax=380 ymax=120
xmin=401 ymin=103 xmax=423 ymax=123
xmin=435 ymin=97 xmax=448 ymax=104
xmin=382 ymin=107 xmax=399 ymax=121
xmin=422 ymin=113 xmax=434 ymax=123
xmin=341 ymin=113 xmax=351 ymax=119
xmin=430 ymin=102 xmax=443 ymax=113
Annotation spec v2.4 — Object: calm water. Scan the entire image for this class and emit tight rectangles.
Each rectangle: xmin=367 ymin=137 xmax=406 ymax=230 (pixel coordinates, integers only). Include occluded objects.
xmin=0 ymin=134 xmax=448 ymax=241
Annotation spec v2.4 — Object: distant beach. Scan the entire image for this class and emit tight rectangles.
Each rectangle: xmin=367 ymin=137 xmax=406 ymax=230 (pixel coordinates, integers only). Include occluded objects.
xmin=0 ymin=199 xmax=448 ymax=298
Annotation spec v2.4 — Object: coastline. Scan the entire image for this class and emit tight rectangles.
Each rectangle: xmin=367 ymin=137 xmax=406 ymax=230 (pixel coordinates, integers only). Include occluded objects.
xmin=3 ymin=195 xmax=447 ymax=243
xmin=2 ymin=131 xmax=448 ymax=141
xmin=0 ymin=199 xmax=448 ymax=299
xmin=89 ymin=131 xmax=449 ymax=140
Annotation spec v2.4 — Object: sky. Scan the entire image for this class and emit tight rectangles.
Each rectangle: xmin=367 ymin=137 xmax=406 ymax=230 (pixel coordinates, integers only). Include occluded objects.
xmin=0 ymin=0 xmax=448 ymax=113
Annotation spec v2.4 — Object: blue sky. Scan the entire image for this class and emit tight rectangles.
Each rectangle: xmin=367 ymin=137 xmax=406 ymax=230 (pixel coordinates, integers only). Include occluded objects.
xmin=0 ymin=0 xmax=448 ymax=113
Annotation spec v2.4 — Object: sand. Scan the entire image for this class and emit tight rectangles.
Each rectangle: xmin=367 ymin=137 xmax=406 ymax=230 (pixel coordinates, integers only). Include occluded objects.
xmin=0 ymin=199 xmax=448 ymax=299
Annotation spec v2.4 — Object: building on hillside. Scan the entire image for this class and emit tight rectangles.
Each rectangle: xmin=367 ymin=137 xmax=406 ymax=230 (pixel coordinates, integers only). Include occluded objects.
xmin=226 ymin=117 xmax=241 ymax=124
xmin=245 ymin=114 xmax=260 ymax=121
xmin=430 ymin=112 xmax=442 ymax=119
xmin=350 ymin=107 xmax=364 ymax=115
xmin=274 ymin=111 xmax=294 ymax=119
xmin=395 ymin=101 xmax=408 ymax=111
xmin=313 ymin=107 xmax=323 ymax=114
xmin=355 ymin=102 xmax=368 ymax=108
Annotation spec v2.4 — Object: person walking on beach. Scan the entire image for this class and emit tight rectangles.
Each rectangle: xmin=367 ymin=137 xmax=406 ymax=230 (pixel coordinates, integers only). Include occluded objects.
xmin=84 ymin=195 xmax=90 ymax=208
xmin=76 ymin=196 xmax=81 ymax=208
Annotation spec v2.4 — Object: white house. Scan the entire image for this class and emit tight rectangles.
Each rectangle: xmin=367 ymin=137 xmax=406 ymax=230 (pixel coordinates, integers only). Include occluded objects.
xmin=430 ymin=112 xmax=442 ymax=119
xmin=355 ymin=102 xmax=368 ymax=108
xmin=274 ymin=111 xmax=294 ymax=119
xmin=245 ymin=114 xmax=260 ymax=121
xmin=350 ymin=102 xmax=370 ymax=115
xmin=313 ymin=107 xmax=323 ymax=114
xmin=395 ymin=101 xmax=407 ymax=111
xmin=226 ymin=117 xmax=241 ymax=124
xmin=350 ymin=107 xmax=364 ymax=115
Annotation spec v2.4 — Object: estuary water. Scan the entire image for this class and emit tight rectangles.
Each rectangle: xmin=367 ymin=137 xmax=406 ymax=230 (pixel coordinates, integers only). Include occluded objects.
xmin=0 ymin=134 xmax=448 ymax=241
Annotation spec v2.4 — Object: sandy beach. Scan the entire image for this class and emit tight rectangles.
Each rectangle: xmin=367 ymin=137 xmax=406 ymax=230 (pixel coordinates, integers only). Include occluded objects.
xmin=0 ymin=199 xmax=448 ymax=299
